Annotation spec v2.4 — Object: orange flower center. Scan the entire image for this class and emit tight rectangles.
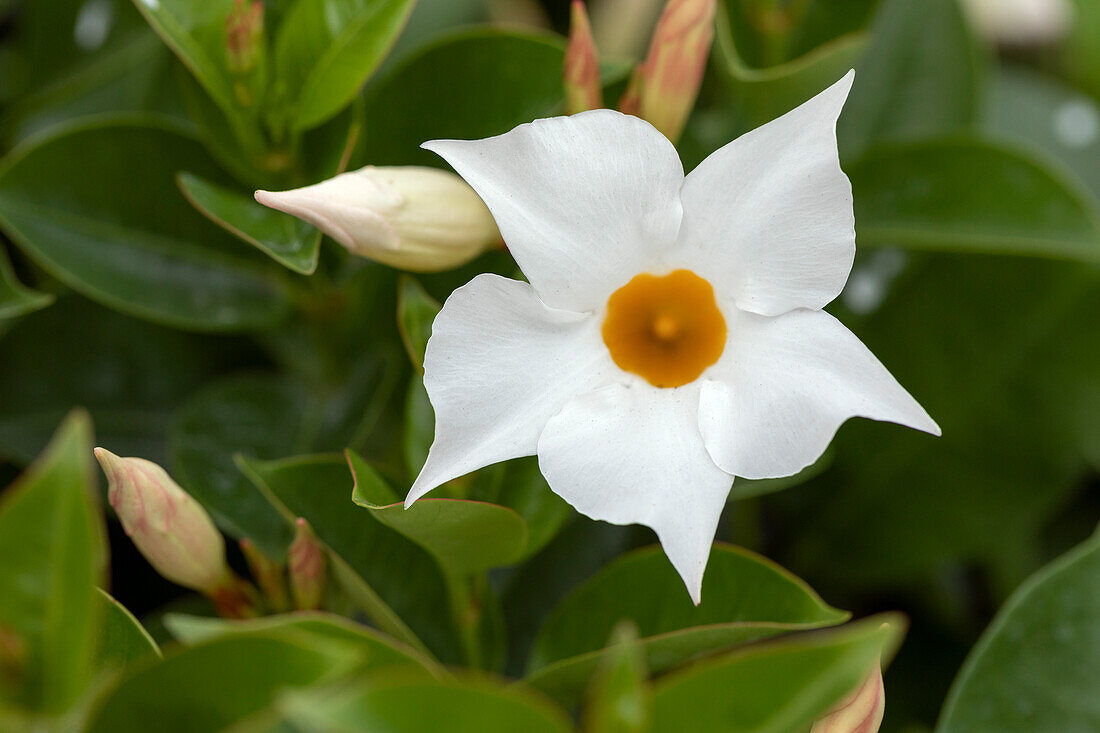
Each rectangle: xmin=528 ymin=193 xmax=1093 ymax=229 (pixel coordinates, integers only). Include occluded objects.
xmin=601 ymin=269 xmax=726 ymax=388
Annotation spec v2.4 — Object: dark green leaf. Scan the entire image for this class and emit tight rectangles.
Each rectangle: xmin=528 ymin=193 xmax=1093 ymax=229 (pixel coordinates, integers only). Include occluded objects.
xmin=0 ymin=246 xmax=51 ymax=320
xmin=95 ymin=589 xmax=161 ymax=669
xmin=467 ymin=458 xmax=572 ymax=560
xmin=717 ymin=0 xmax=876 ymax=70
xmin=0 ymin=411 xmax=105 ymax=712
xmin=581 ymin=623 xmax=651 ymax=733
xmin=350 ymin=451 xmax=528 ymax=576
xmin=851 ymin=139 xmax=1100 ymax=263
xmin=397 ymin=275 xmax=439 ymax=372
xmin=526 ymin=545 xmax=848 ymax=706
xmin=273 ymin=0 xmax=416 ymax=132
xmin=840 ymin=0 xmax=983 ymax=160
xmin=279 ymin=671 xmax=573 ymax=733
xmin=237 ymin=453 xmax=461 ymax=663
xmin=359 ymin=29 xmax=565 ymax=167
xmin=85 ymin=634 xmax=359 ymax=732
xmin=0 ymin=118 xmax=290 ymax=330
xmin=650 ymin=615 xmax=902 ymax=733
xmin=177 ymin=172 xmax=321 ymax=274
xmin=937 ymin=529 xmax=1100 ymax=732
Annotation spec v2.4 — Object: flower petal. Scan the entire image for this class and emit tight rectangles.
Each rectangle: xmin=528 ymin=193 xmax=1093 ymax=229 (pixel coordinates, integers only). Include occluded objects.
xmin=674 ymin=71 xmax=856 ymax=316
xmin=698 ymin=307 xmax=940 ymax=480
xmin=407 ymin=274 xmax=614 ymax=505
xmin=423 ymin=110 xmax=684 ymax=312
xmin=537 ymin=383 xmax=733 ymax=604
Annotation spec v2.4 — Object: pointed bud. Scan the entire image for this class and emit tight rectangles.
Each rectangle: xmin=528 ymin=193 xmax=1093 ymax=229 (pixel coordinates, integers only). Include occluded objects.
xmin=94 ymin=448 xmax=239 ymax=598
xmin=288 ymin=518 xmax=326 ymax=611
xmin=240 ymin=538 xmax=289 ymax=612
xmin=564 ymin=1 xmax=603 ymax=114
xmin=617 ymin=65 xmax=644 ymax=117
xmin=810 ymin=665 xmax=885 ymax=733
xmin=630 ymin=0 xmax=715 ymax=142
xmin=256 ymin=166 xmax=501 ymax=272
xmin=226 ymin=0 xmax=264 ymax=74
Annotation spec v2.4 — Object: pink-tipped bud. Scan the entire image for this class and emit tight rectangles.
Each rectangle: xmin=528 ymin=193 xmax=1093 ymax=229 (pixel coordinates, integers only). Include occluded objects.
xmin=630 ymin=0 xmax=715 ymax=142
xmin=810 ymin=665 xmax=885 ymax=733
xmin=240 ymin=538 xmax=289 ymax=612
xmin=617 ymin=66 xmax=644 ymax=117
xmin=226 ymin=0 xmax=264 ymax=74
xmin=565 ymin=1 xmax=603 ymax=114
xmin=94 ymin=448 xmax=234 ymax=596
xmin=288 ymin=518 xmax=325 ymax=611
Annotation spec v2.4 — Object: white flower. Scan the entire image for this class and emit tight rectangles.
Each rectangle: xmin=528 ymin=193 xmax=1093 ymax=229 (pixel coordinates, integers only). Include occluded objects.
xmin=405 ymin=71 xmax=939 ymax=604
xmin=255 ymin=166 xmax=500 ymax=272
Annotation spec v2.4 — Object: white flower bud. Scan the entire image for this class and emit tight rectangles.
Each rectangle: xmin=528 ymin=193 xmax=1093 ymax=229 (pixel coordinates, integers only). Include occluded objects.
xmin=94 ymin=448 xmax=232 ymax=595
xmin=255 ymin=166 xmax=501 ymax=272
xmin=962 ymin=0 xmax=1073 ymax=46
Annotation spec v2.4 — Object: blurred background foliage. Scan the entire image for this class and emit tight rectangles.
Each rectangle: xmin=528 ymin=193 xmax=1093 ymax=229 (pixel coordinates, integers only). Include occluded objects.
xmin=0 ymin=0 xmax=1097 ymax=731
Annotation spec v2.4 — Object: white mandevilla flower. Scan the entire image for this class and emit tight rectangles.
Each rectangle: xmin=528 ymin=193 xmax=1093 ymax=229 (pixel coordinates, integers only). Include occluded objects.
xmin=406 ymin=71 xmax=939 ymax=603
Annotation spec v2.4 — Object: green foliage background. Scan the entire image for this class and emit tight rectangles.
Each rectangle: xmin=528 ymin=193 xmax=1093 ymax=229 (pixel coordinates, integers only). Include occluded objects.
xmin=0 ymin=0 xmax=1097 ymax=731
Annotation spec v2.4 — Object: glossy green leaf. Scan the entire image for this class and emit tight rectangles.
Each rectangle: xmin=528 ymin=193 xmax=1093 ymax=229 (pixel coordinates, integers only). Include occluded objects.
xmin=0 ymin=118 xmax=290 ymax=330
xmin=86 ymin=634 xmax=359 ymax=732
xmin=467 ymin=457 xmax=572 ymax=560
xmin=0 ymin=295 xmax=249 ymax=467
xmin=163 ymin=611 xmax=439 ymax=676
xmin=581 ymin=623 xmax=651 ymax=733
xmin=279 ymin=672 xmax=573 ymax=733
xmin=840 ymin=0 xmax=983 ymax=160
xmin=0 ymin=246 xmax=51 ymax=320
xmin=170 ymin=375 xmax=305 ymax=556
xmin=397 ymin=275 xmax=439 ymax=372
xmin=850 ymin=139 xmax=1100 ymax=263
xmin=177 ymin=172 xmax=321 ymax=274
xmin=937 ymin=529 xmax=1100 ymax=732
xmin=718 ymin=0 xmax=876 ymax=70
xmin=128 ymin=0 xmax=240 ymax=120
xmin=237 ymin=453 xmax=460 ymax=663
xmin=350 ymin=451 xmax=528 ymax=576
xmin=526 ymin=545 xmax=848 ymax=705
xmin=650 ymin=615 xmax=902 ymax=733
xmin=273 ymin=0 xmax=416 ymax=132
xmin=0 ymin=411 xmax=105 ymax=713
xmin=95 ymin=589 xmax=161 ymax=669
xmin=360 ymin=29 xmax=565 ymax=166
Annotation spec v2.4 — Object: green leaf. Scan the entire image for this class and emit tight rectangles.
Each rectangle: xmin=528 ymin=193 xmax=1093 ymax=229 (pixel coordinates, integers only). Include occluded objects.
xmin=273 ymin=0 xmax=417 ymax=132
xmin=0 ymin=118 xmax=290 ymax=331
xmin=581 ymin=623 xmax=651 ymax=733
xmin=0 ymin=411 xmax=105 ymax=713
xmin=177 ymin=172 xmax=321 ymax=275
xmin=937 ymin=529 xmax=1100 ymax=732
xmin=350 ymin=451 xmax=528 ymax=576
xmin=359 ymin=28 xmax=565 ymax=167
xmin=170 ymin=375 xmax=305 ymax=557
xmin=0 ymin=295 xmax=248 ymax=467
xmin=717 ymin=0 xmax=876 ymax=70
xmin=128 ymin=0 xmax=241 ymax=122
xmin=85 ymin=634 xmax=360 ymax=733
xmin=163 ymin=611 xmax=439 ymax=676
xmin=278 ymin=672 xmax=573 ymax=733
xmin=650 ymin=615 xmax=902 ymax=733
xmin=839 ymin=0 xmax=983 ymax=160
xmin=94 ymin=589 xmax=161 ymax=669
xmin=526 ymin=545 xmax=848 ymax=706
xmin=397 ymin=275 xmax=439 ymax=372
xmin=237 ymin=453 xmax=461 ymax=663
xmin=466 ymin=457 xmax=571 ymax=560
xmin=0 ymin=246 xmax=51 ymax=320
xmin=850 ymin=139 xmax=1100 ymax=263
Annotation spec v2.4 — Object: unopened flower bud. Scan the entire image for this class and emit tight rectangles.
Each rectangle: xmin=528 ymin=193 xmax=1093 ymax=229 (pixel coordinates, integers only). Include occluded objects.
xmin=810 ymin=665 xmax=885 ymax=733
xmin=961 ymin=0 xmax=1073 ymax=46
xmin=226 ymin=0 xmax=264 ymax=74
xmin=565 ymin=1 xmax=603 ymax=114
xmin=94 ymin=448 xmax=234 ymax=596
xmin=255 ymin=166 xmax=501 ymax=272
xmin=288 ymin=518 xmax=325 ymax=611
xmin=627 ymin=0 xmax=715 ymax=142
xmin=240 ymin=538 xmax=288 ymax=612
